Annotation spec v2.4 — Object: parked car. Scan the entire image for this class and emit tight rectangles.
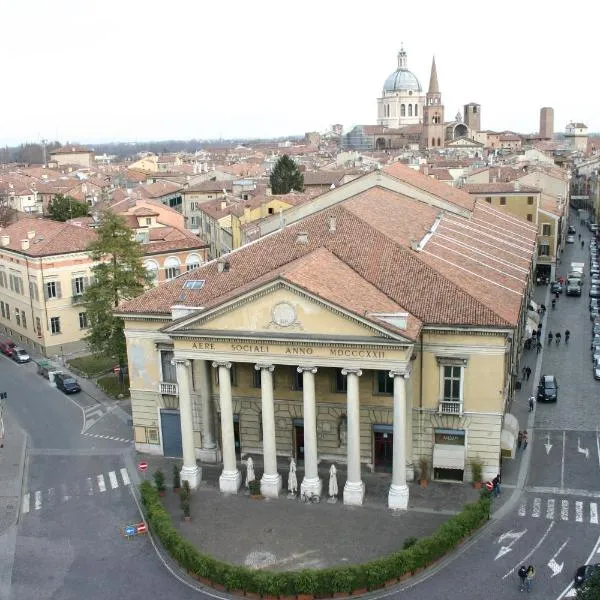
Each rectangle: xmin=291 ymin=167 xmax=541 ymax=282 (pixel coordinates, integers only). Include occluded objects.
xmin=591 ymin=267 xmax=600 ymax=277
xmin=594 ymin=364 xmax=600 ymax=380
xmin=566 ymin=234 xmax=575 ymax=244
xmin=568 ymin=225 xmax=576 ymax=234
xmin=550 ymin=281 xmax=563 ymax=294
xmin=567 ymin=282 xmax=582 ymax=296
xmin=590 ymin=223 xmax=598 ymax=233
xmin=592 ymin=308 xmax=600 ymax=321
xmin=591 ymin=286 xmax=600 ymax=298
xmin=575 ymin=563 xmax=600 ymax=587
xmin=591 ymin=298 xmax=600 ymax=309
xmin=0 ymin=339 xmax=15 ymax=357
xmin=593 ymin=323 xmax=600 ymax=336
xmin=592 ymin=277 xmax=600 ymax=287
xmin=54 ymin=372 xmax=81 ymax=394
xmin=11 ymin=347 xmax=30 ymax=364
xmin=537 ymin=374 xmax=558 ymax=402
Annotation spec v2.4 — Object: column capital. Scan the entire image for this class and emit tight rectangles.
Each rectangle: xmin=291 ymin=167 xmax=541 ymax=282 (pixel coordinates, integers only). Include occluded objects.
xmin=297 ymin=365 xmax=318 ymax=374
xmin=389 ymin=368 xmax=411 ymax=380
xmin=212 ymin=361 xmax=232 ymax=370
xmin=254 ymin=363 xmax=275 ymax=372
xmin=171 ymin=358 xmax=191 ymax=368
xmin=341 ymin=368 xmax=362 ymax=377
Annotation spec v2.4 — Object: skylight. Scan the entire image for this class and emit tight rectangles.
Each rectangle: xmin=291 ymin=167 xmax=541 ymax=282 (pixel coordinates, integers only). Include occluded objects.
xmin=183 ymin=280 xmax=205 ymax=290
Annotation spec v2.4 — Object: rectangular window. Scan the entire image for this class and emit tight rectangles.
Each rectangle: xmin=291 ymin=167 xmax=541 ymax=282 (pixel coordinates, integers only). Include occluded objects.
xmin=15 ymin=310 xmax=20 ymax=326
xmin=335 ymin=369 xmax=347 ymax=393
xmin=527 ymin=214 xmax=533 ymax=222
xmin=21 ymin=310 xmax=26 ymax=329
xmin=527 ymin=196 xmax=534 ymax=205
xmin=29 ymin=280 xmax=39 ymax=300
xmin=292 ymin=369 xmax=303 ymax=391
xmin=0 ymin=270 xmax=5 ymax=287
xmin=376 ymin=371 xmax=393 ymax=394
xmin=78 ymin=312 xmax=88 ymax=329
xmin=45 ymin=280 xmax=62 ymax=299
xmin=50 ymin=316 xmax=60 ymax=334
xmin=72 ymin=276 xmax=86 ymax=296
xmin=538 ymin=243 xmax=550 ymax=257
xmin=35 ymin=317 xmax=41 ymax=337
xmin=252 ymin=368 xmax=261 ymax=389
xmin=145 ymin=218 xmax=151 ymax=225
xmin=542 ymin=223 xmax=551 ymax=236
xmin=165 ymin=266 xmax=180 ymax=280
xmin=0 ymin=302 xmax=4 ymax=318
xmin=5 ymin=304 xmax=9 ymax=320
xmin=186 ymin=263 xmax=200 ymax=271
xmin=160 ymin=350 xmax=176 ymax=382
xmin=499 ymin=197 xmax=506 ymax=205
xmin=485 ymin=197 xmax=491 ymax=203
xmin=443 ymin=365 xmax=462 ymax=401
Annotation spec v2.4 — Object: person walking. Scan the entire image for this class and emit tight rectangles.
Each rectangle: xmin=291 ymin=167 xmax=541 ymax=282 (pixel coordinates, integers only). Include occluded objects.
xmin=525 ymin=366 xmax=532 ymax=381
xmin=555 ymin=332 xmax=561 ymax=345
xmin=522 ymin=367 xmax=527 ymax=380
xmin=579 ymin=233 xmax=582 ymax=241
xmin=555 ymin=291 xmax=560 ymax=300
xmin=529 ymin=396 xmax=535 ymax=412
xmin=517 ymin=430 xmax=523 ymax=449
xmin=582 ymin=240 xmax=585 ymax=249
xmin=536 ymin=340 xmax=542 ymax=354
xmin=525 ymin=565 xmax=535 ymax=592
xmin=492 ymin=473 xmax=501 ymax=497
xmin=522 ymin=431 xmax=529 ymax=450
xmin=518 ymin=565 xmax=528 ymax=591
xmin=565 ymin=329 xmax=570 ymax=343
xmin=548 ymin=331 xmax=553 ymax=344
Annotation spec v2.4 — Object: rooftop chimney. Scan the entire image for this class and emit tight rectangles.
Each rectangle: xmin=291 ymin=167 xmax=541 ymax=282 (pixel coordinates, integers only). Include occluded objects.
xmin=514 ymin=181 xmax=521 ymax=192
xmin=220 ymin=200 xmax=227 ymax=210
xmin=296 ymin=231 xmax=309 ymax=244
xmin=0 ymin=235 xmax=9 ymax=247
xmin=217 ymin=259 xmax=230 ymax=273
xmin=27 ymin=230 xmax=35 ymax=239
xmin=20 ymin=239 xmax=29 ymax=250
xmin=328 ymin=216 xmax=336 ymax=233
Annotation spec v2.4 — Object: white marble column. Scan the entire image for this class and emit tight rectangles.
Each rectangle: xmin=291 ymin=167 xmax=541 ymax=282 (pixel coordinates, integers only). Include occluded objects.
xmin=212 ymin=361 xmax=241 ymax=493
xmin=299 ymin=366 xmax=321 ymax=496
xmin=172 ymin=358 xmax=202 ymax=489
xmin=342 ymin=368 xmax=364 ymax=505
xmin=256 ymin=363 xmax=281 ymax=497
xmin=388 ymin=369 xmax=410 ymax=509
xmin=197 ymin=359 xmax=218 ymax=463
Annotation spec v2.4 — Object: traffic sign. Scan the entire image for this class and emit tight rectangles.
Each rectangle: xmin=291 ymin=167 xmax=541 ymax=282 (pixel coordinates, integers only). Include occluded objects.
xmin=138 ymin=461 xmax=148 ymax=472
xmin=113 ymin=366 xmax=121 ymax=374
xmin=124 ymin=525 xmax=136 ymax=537
xmin=136 ymin=522 xmax=147 ymax=534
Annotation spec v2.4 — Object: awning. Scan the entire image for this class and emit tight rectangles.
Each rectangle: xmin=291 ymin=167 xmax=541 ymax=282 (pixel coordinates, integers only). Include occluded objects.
xmin=528 ymin=299 xmax=539 ymax=312
xmin=433 ymin=443 xmax=465 ymax=470
xmin=526 ymin=317 xmax=538 ymax=338
xmin=501 ymin=429 xmax=516 ymax=459
xmin=527 ymin=309 xmax=540 ymax=325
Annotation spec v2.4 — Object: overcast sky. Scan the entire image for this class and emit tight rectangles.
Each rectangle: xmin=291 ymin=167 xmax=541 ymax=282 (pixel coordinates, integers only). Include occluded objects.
xmin=1 ymin=0 xmax=598 ymax=146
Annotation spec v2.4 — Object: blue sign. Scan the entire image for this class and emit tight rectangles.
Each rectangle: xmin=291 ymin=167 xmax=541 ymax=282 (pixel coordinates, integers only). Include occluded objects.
xmin=124 ymin=525 xmax=136 ymax=537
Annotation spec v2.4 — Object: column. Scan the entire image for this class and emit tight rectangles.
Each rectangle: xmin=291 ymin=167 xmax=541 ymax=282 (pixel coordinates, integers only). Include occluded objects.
xmin=197 ymin=359 xmax=219 ymax=463
xmin=256 ymin=364 xmax=281 ymax=498
xmin=213 ymin=361 xmax=241 ymax=493
xmin=388 ymin=370 xmax=410 ymax=509
xmin=299 ymin=366 xmax=321 ymax=497
xmin=342 ymin=368 xmax=364 ymax=506
xmin=172 ymin=358 xmax=202 ymax=489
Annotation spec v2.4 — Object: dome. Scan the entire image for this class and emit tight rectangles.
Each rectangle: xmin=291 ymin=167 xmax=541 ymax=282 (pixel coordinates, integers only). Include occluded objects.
xmin=383 ymin=69 xmax=422 ymax=93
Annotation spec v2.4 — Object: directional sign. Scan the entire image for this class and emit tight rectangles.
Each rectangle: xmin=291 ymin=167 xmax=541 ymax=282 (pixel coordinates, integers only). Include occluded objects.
xmin=495 ymin=529 xmax=527 ymax=560
xmin=546 ymin=539 xmax=569 ymax=578
xmin=138 ymin=461 xmax=148 ymax=472
xmin=578 ymin=438 xmax=590 ymax=459
xmin=545 ymin=433 xmax=552 ymax=455
xmin=124 ymin=525 xmax=136 ymax=537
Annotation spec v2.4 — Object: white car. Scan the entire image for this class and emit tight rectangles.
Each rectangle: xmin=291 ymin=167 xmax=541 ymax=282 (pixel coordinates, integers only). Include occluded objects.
xmin=566 ymin=234 xmax=575 ymax=244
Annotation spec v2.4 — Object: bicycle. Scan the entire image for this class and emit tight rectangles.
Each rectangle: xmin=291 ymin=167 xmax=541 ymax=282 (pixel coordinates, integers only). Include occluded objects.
xmin=300 ymin=492 xmax=320 ymax=504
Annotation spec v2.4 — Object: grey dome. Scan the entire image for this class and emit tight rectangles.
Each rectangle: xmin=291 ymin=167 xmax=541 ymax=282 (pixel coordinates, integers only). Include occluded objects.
xmin=383 ymin=69 xmax=422 ymax=93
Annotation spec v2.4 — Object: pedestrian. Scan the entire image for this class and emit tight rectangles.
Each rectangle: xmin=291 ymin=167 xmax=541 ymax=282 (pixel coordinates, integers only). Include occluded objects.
xmin=526 ymin=565 xmax=535 ymax=592
xmin=555 ymin=332 xmax=561 ymax=345
xmin=559 ymin=276 xmax=565 ymax=285
xmin=536 ymin=341 xmax=542 ymax=354
xmin=525 ymin=366 xmax=532 ymax=381
xmin=582 ymin=240 xmax=585 ymax=249
xmin=552 ymin=298 xmax=556 ymax=309
xmin=518 ymin=565 xmax=528 ymax=591
xmin=538 ymin=322 xmax=543 ymax=333
xmin=532 ymin=329 xmax=537 ymax=339
xmin=565 ymin=329 xmax=570 ymax=343
xmin=540 ymin=303 xmax=546 ymax=314
xmin=579 ymin=233 xmax=582 ymax=241
xmin=522 ymin=431 xmax=529 ymax=450
xmin=492 ymin=473 xmax=501 ymax=497
xmin=529 ymin=396 xmax=535 ymax=412
xmin=517 ymin=430 xmax=523 ymax=449
xmin=548 ymin=331 xmax=553 ymax=344
xmin=521 ymin=367 xmax=527 ymax=380
xmin=555 ymin=291 xmax=559 ymax=300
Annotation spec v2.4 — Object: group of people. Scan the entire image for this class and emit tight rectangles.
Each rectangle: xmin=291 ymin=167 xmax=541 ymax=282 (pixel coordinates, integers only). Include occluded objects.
xmin=546 ymin=330 xmax=570 ymax=345
xmin=518 ymin=565 xmax=535 ymax=592
xmin=517 ymin=430 xmax=529 ymax=450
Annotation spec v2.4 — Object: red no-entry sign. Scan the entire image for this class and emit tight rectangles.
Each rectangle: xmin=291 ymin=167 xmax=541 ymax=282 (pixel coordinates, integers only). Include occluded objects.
xmin=138 ymin=461 xmax=148 ymax=472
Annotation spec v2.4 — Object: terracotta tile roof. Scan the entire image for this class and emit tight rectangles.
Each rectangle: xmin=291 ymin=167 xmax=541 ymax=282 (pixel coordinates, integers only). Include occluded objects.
xmin=137 ymin=181 xmax=183 ymax=199
xmin=184 ymin=180 xmax=233 ymax=193
xmin=132 ymin=207 xmax=159 ymax=217
xmin=539 ymin=194 xmax=562 ymax=216
xmin=142 ymin=226 xmax=208 ymax=255
xmin=303 ymin=171 xmax=347 ymax=186
xmin=463 ymin=183 xmax=540 ymax=194
xmin=49 ymin=146 xmax=93 ymax=155
xmin=0 ymin=216 xmax=97 ymax=256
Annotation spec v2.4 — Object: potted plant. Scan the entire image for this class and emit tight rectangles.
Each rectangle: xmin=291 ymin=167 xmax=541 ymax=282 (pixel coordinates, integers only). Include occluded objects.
xmin=172 ymin=465 xmax=181 ymax=493
xmin=248 ymin=479 xmax=262 ymax=499
xmin=471 ymin=459 xmax=483 ymax=489
xmin=418 ymin=457 xmax=430 ymax=487
xmin=153 ymin=469 xmax=166 ymax=496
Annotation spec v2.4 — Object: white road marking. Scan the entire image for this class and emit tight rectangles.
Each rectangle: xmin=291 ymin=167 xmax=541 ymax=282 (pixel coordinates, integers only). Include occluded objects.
xmin=21 ymin=493 xmax=30 ymax=514
xmin=120 ymin=468 xmax=130 ymax=486
xmin=34 ymin=490 xmax=42 ymax=510
xmin=503 ymin=520 xmax=554 ymax=580
xmin=576 ymin=501 xmax=584 ymax=522
xmin=561 ymin=431 xmax=566 ymax=489
xmin=86 ymin=477 xmax=93 ymax=496
xmin=60 ymin=483 xmax=70 ymax=503
xmin=561 ymin=499 xmax=569 ymax=520
xmin=97 ymin=474 xmax=106 ymax=493
xmin=532 ymin=497 xmax=541 ymax=517
xmin=108 ymin=471 xmax=119 ymax=489
xmin=518 ymin=500 xmax=526 ymax=516
xmin=596 ymin=425 xmax=600 ymax=470
xmin=556 ymin=534 xmax=600 ymax=599
xmin=592 ymin=503 xmax=598 ymax=525
xmin=547 ymin=498 xmax=555 ymax=520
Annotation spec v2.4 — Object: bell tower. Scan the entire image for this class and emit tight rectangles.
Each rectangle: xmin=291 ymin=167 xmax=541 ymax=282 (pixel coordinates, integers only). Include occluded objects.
xmin=422 ymin=57 xmax=445 ymax=149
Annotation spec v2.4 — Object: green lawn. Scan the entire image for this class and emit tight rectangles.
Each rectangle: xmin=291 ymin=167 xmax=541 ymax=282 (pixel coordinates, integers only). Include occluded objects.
xmin=96 ymin=373 xmax=130 ymax=398
xmin=67 ymin=354 xmax=119 ymax=377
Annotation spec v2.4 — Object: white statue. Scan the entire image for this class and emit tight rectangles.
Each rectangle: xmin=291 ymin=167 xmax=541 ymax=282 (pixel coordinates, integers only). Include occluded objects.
xmin=288 ymin=457 xmax=298 ymax=494
xmin=245 ymin=457 xmax=255 ymax=487
xmin=328 ymin=464 xmax=338 ymax=498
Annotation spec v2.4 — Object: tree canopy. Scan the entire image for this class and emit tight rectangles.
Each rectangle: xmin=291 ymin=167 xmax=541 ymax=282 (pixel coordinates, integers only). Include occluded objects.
xmin=82 ymin=211 xmax=151 ymax=365
xmin=48 ymin=194 xmax=89 ymax=222
xmin=578 ymin=567 xmax=600 ymax=599
xmin=269 ymin=155 xmax=304 ymax=194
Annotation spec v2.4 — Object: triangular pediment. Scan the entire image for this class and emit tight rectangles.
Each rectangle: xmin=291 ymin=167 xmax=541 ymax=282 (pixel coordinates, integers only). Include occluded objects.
xmin=163 ymin=281 xmax=411 ymax=343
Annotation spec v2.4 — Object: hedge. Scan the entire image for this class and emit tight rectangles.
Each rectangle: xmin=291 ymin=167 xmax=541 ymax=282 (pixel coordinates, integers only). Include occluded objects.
xmin=140 ymin=481 xmax=491 ymax=596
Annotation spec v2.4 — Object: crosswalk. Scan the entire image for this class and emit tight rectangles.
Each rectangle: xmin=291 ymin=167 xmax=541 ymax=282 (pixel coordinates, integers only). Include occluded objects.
xmin=21 ymin=468 xmax=131 ymax=515
xmin=518 ymin=496 xmax=599 ymax=524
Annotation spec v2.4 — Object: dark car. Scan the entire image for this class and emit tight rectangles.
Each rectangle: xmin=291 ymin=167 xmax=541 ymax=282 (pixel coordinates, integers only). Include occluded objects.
xmin=0 ymin=339 xmax=15 ymax=357
xmin=591 ymin=286 xmax=600 ymax=298
xmin=54 ymin=372 xmax=81 ymax=394
xmin=574 ymin=563 xmax=600 ymax=588
xmin=567 ymin=282 xmax=582 ymax=296
xmin=568 ymin=225 xmax=576 ymax=234
xmin=550 ymin=281 xmax=563 ymax=294
xmin=537 ymin=374 xmax=558 ymax=402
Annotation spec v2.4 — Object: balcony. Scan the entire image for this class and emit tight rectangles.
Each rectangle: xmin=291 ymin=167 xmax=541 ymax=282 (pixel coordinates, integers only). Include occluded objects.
xmin=159 ymin=381 xmax=178 ymax=395
xmin=438 ymin=400 xmax=462 ymax=415
xmin=72 ymin=295 xmax=85 ymax=305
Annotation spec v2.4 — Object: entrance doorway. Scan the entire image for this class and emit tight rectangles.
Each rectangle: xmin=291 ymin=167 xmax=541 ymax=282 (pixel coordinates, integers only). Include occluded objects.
xmin=293 ymin=419 xmax=304 ymax=461
xmin=233 ymin=416 xmax=241 ymax=459
xmin=373 ymin=425 xmax=393 ymax=473
xmin=160 ymin=409 xmax=183 ymax=458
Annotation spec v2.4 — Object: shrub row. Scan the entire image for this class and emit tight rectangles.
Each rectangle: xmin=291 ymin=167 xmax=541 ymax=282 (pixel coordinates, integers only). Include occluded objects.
xmin=140 ymin=481 xmax=491 ymax=596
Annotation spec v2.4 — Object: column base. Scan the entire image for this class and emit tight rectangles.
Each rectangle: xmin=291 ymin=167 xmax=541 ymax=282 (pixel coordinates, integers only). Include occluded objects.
xmin=198 ymin=446 xmax=220 ymax=464
xmin=180 ymin=465 xmax=202 ymax=490
xmin=343 ymin=480 xmax=365 ymax=506
xmin=388 ymin=483 xmax=409 ymax=510
xmin=300 ymin=476 xmax=322 ymax=497
xmin=219 ymin=469 xmax=241 ymax=494
xmin=260 ymin=473 xmax=282 ymax=498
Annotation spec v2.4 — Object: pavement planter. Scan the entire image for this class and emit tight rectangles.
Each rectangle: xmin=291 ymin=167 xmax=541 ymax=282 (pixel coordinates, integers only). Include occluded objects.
xmin=139 ymin=481 xmax=492 ymax=597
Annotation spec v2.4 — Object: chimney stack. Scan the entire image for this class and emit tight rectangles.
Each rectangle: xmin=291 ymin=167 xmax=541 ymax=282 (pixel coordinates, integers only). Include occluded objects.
xmin=27 ymin=230 xmax=35 ymax=239
xmin=20 ymin=239 xmax=30 ymax=250
xmin=217 ymin=259 xmax=230 ymax=273
xmin=0 ymin=235 xmax=9 ymax=247
xmin=514 ymin=181 xmax=520 ymax=192
xmin=328 ymin=216 xmax=336 ymax=233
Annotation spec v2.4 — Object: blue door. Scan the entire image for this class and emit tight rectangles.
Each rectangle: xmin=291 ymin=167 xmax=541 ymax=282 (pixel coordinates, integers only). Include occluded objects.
xmin=160 ymin=409 xmax=183 ymax=457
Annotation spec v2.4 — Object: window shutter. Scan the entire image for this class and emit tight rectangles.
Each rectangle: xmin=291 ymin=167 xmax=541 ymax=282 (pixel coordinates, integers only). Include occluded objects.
xmin=9 ymin=275 xmax=13 ymax=292
xmin=84 ymin=276 xmax=90 ymax=289
xmin=56 ymin=281 xmax=62 ymax=298
xmin=174 ymin=267 xmax=181 ymax=277
xmin=44 ymin=283 xmax=49 ymax=299
xmin=71 ymin=279 xmax=77 ymax=296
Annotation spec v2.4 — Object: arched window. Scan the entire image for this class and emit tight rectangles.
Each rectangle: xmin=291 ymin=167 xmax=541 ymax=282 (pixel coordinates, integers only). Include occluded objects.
xmin=401 ymin=104 xmax=406 ymax=117
xmin=414 ymin=104 xmax=418 ymax=117
xmin=408 ymin=104 xmax=413 ymax=117
xmin=437 ymin=137 xmax=441 ymax=147
xmin=144 ymin=259 xmax=159 ymax=285
xmin=432 ymin=138 xmax=435 ymax=147
xmin=186 ymin=253 xmax=203 ymax=272
xmin=164 ymin=256 xmax=181 ymax=281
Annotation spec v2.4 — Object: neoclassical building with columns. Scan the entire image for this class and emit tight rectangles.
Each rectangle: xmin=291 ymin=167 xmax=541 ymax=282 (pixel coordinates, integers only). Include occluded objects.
xmin=118 ymin=163 xmax=536 ymax=509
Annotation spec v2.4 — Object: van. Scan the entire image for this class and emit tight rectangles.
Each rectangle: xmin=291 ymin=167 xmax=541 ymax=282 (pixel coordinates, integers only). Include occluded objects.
xmin=571 ymin=262 xmax=585 ymax=271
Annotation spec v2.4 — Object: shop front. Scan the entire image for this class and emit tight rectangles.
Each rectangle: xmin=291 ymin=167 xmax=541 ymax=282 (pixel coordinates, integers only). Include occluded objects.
xmin=432 ymin=428 xmax=466 ymax=482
